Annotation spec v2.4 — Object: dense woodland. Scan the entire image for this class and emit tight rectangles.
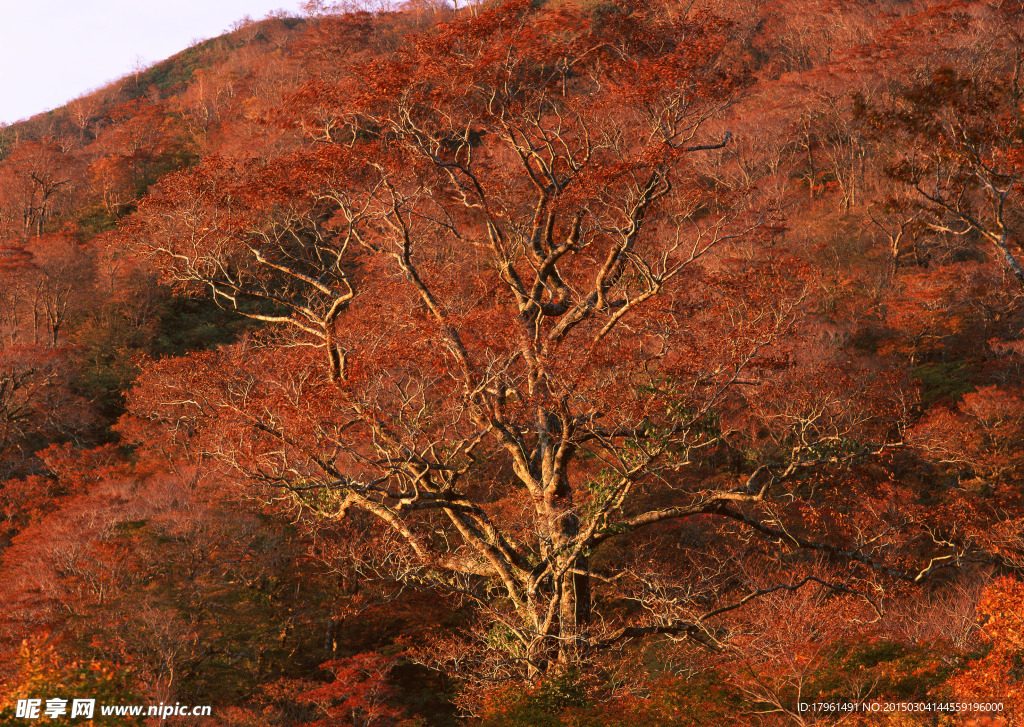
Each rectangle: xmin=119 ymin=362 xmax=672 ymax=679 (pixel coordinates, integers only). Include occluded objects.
xmin=0 ymin=0 xmax=1023 ymax=724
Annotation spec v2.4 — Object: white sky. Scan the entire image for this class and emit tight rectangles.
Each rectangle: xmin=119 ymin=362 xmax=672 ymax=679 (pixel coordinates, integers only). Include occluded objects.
xmin=0 ymin=0 xmax=308 ymax=125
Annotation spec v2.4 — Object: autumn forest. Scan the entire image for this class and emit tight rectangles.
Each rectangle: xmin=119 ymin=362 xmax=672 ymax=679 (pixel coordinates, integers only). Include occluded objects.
xmin=0 ymin=0 xmax=1023 ymax=724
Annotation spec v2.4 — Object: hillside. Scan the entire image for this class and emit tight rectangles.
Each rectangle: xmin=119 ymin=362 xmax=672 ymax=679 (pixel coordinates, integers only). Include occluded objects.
xmin=0 ymin=1 xmax=1022 ymax=725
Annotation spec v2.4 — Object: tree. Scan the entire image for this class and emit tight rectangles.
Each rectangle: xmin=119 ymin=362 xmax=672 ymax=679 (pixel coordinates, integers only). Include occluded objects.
xmin=910 ymin=385 xmax=1024 ymax=483
xmin=0 ymin=142 xmax=81 ymax=239
xmin=293 ymin=654 xmax=405 ymax=727
xmin=869 ymin=64 xmax=1024 ymax=287
xmin=122 ymin=0 xmax=964 ymax=689
xmin=66 ymin=93 xmax=103 ymax=145
xmin=87 ymin=100 xmax=193 ymax=215
xmin=0 ymin=346 xmax=92 ymax=480
xmin=945 ymin=576 xmax=1023 ymax=723
xmin=0 ymin=243 xmax=38 ymax=347
xmin=25 ymin=234 xmax=94 ymax=348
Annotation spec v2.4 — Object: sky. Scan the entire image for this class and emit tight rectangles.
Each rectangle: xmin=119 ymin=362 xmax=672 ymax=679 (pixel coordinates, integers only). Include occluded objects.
xmin=0 ymin=0 xmax=308 ymax=125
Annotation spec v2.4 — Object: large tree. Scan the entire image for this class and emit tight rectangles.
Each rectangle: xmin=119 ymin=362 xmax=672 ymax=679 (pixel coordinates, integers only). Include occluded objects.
xmin=123 ymin=0 xmax=957 ymax=685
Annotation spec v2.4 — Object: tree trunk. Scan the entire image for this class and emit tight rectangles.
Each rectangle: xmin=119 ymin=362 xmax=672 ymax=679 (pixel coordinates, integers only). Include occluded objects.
xmin=555 ymin=511 xmax=592 ymax=668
